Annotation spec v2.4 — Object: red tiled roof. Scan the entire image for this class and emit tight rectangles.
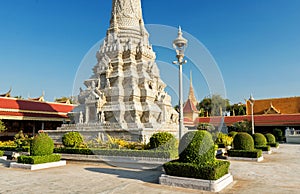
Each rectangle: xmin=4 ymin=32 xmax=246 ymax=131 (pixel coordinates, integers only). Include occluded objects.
xmin=0 ymin=97 xmax=75 ymax=121
xmin=183 ymin=99 xmax=198 ymax=113
xmin=194 ymin=114 xmax=300 ymax=127
xmin=0 ymin=97 xmax=74 ymax=113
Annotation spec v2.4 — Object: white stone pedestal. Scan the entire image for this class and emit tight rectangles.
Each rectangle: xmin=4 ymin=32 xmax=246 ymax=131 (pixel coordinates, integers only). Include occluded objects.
xmin=227 ymin=156 xmax=264 ymax=162
xmin=0 ymin=156 xmax=7 ymax=160
xmin=10 ymin=160 xmax=66 ymax=171
xmin=159 ymin=173 xmax=233 ymax=192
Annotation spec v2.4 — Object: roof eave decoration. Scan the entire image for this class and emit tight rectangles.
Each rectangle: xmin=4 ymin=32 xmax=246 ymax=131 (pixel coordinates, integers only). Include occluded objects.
xmin=264 ymin=103 xmax=281 ymax=114
xmin=0 ymin=88 xmax=12 ymax=98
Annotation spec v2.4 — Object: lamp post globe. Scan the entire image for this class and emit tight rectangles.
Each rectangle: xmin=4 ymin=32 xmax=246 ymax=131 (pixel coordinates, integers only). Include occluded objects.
xmin=173 ymin=26 xmax=188 ymax=140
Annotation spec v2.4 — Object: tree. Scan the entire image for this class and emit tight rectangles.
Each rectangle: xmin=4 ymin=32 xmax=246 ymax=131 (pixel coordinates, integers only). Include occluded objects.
xmin=230 ymin=103 xmax=246 ymax=116
xmin=0 ymin=120 xmax=7 ymax=133
xmin=197 ymin=95 xmax=230 ymax=117
xmin=230 ymin=120 xmax=251 ymax=133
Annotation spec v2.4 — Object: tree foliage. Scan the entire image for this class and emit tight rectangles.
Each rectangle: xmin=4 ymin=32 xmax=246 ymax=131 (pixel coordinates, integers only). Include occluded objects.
xmin=0 ymin=120 xmax=7 ymax=133
xmin=197 ymin=95 xmax=230 ymax=117
xmin=230 ymin=120 xmax=251 ymax=133
xmin=229 ymin=103 xmax=246 ymax=116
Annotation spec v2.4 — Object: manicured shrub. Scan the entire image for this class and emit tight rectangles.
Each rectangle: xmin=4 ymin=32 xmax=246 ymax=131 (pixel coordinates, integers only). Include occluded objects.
xmin=179 ymin=130 xmax=215 ymax=164
xmin=215 ymin=133 xmax=233 ymax=147
xmin=0 ymin=150 xmax=4 ymax=157
xmin=30 ymin=133 xmax=54 ymax=156
xmin=149 ymin=132 xmax=176 ymax=150
xmin=163 ymin=160 xmax=230 ymax=180
xmin=0 ymin=146 xmax=29 ymax=152
xmin=54 ymin=147 xmax=176 ymax=159
xmin=17 ymin=154 xmax=61 ymax=164
xmin=228 ymin=149 xmax=262 ymax=158
xmin=273 ymin=128 xmax=283 ymax=141
xmin=233 ymin=132 xmax=254 ymax=151
xmin=265 ymin=133 xmax=276 ymax=144
xmin=62 ymin=132 xmax=84 ymax=148
xmin=228 ymin=131 xmax=238 ymax=138
xmin=253 ymin=133 xmax=267 ymax=147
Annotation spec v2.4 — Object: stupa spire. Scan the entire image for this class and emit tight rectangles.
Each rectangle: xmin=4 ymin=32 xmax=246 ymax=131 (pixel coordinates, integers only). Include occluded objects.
xmin=110 ymin=0 xmax=143 ymax=28
xmin=188 ymin=71 xmax=198 ymax=107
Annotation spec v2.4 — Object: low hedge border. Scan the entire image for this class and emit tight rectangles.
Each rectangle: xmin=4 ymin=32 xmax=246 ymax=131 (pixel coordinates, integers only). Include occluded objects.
xmin=268 ymin=142 xmax=279 ymax=148
xmin=0 ymin=146 xmax=30 ymax=152
xmin=163 ymin=160 xmax=230 ymax=180
xmin=54 ymin=148 xmax=176 ymax=159
xmin=17 ymin=154 xmax=61 ymax=164
xmin=255 ymin=145 xmax=271 ymax=151
xmin=227 ymin=149 xmax=262 ymax=158
xmin=0 ymin=150 xmax=4 ymax=157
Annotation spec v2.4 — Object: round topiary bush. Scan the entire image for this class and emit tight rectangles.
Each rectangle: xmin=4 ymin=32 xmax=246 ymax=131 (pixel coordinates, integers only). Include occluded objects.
xmin=253 ymin=133 xmax=267 ymax=147
xmin=179 ymin=130 xmax=215 ymax=164
xmin=233 ymin=132 xmax=254 ymax=151
xmin=30 ymin=133 xmax=54 ymax=156
xmin=149 ymin=132 xmax=176 ymax=150
xmin=62 ymin=132 xmax=84 ymax=148
xmin=273 ymin=128 xmax=283 ymax=141
xmin=265 ymin=133 xmax=276 ymax=144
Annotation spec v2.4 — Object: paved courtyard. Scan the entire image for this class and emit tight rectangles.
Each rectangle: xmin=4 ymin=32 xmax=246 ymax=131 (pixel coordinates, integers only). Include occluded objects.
xmin=1 ymin=144 xmax=300 ymax=194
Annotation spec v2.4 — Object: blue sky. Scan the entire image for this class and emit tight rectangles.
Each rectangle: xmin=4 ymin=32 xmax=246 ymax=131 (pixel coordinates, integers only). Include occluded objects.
xmin=0 ymin=0 xmax=299 ymax=105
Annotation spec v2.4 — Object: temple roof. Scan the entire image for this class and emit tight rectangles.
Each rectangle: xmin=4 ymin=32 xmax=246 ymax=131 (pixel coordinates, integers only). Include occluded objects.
xmin=188 ymin=72 xmax=198 ymax=107
xmin=0 ymin=88 xmax=12 ymax=98
xmin=183 ymin=99 xmax=198 ymax=113
xmin=0 ymin=97 xmax=75 ymax=121
xmin=194 ymin=114 xmax=300 ymax=127
xmin=264 ymin=103 xmax=281 ymax=114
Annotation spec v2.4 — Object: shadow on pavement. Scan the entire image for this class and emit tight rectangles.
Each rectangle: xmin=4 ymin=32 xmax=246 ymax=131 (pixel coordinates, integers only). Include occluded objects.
xmin=0 ymin=159 xmax=11 ymax=168
xmin=85 ymin=167 xmax=163 ymax=183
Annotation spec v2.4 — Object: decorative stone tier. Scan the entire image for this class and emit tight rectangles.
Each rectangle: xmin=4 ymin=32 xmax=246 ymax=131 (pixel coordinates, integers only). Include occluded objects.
xmin=45 ymin=122 xmax=182 ymax=144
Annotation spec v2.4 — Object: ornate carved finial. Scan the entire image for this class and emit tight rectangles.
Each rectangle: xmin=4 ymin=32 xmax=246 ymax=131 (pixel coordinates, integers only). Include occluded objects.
xmin=110 ymin=0 xmax=143 ymax=28
xmin=0 ymin=87 xmax=12 ymax=98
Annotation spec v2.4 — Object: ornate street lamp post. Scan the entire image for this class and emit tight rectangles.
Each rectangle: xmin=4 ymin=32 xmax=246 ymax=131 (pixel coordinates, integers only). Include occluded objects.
xmin=173 ymin=27 xmax=188 ymax=139
xmin=249 ymin=94 xmax=255 ymax=135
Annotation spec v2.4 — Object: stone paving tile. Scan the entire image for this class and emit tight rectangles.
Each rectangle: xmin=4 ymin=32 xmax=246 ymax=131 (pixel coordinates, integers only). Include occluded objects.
xmin=1 ymin=144 xmax=300 ymax=194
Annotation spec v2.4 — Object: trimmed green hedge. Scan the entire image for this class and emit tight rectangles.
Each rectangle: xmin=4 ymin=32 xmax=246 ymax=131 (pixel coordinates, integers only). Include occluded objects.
xmin=0 ymin=150 xmax=4 ymax=157
xmin=62 ymin=132 xmax=84 ymax=148
xmin=265 ymin=133 xmax=276 ymax=144
xmin=0 ymin=146 xmax=30 ymax=152
xmin=233 ymin=132 xmax=254 ymax=150
xmin=163 ymin=160 xmax=230 ymax=180
xmin=228 ymin=149 xmax=262 ymax=158
xmin=255 ymin=145 xmax=270 ymax=151
xmin=273 ymin=128 xmax=283 ymax=142
xmin=253 ymin=133 xmax=267 ymax=147
xmin=54 ymin=148 xmax=94 ymax=155
xmin=179 ymin=130 xmax=215 ymax=164
xmin=17 ymin=154 xmax=61 ymax=164
xmin=30 ymin=133 xmax=54 ymax=156
xmin=268 ymin=142 xmax=279 ymax=148
xmin=54 ymin=147 xmax=175 ymax=159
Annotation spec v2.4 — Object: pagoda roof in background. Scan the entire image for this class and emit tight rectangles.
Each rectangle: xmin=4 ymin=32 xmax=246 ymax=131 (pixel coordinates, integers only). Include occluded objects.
xmin=195 ymin=114 xmax=300 ymax=127
xmin=0 ymin=97 xmax=75 ymax=122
